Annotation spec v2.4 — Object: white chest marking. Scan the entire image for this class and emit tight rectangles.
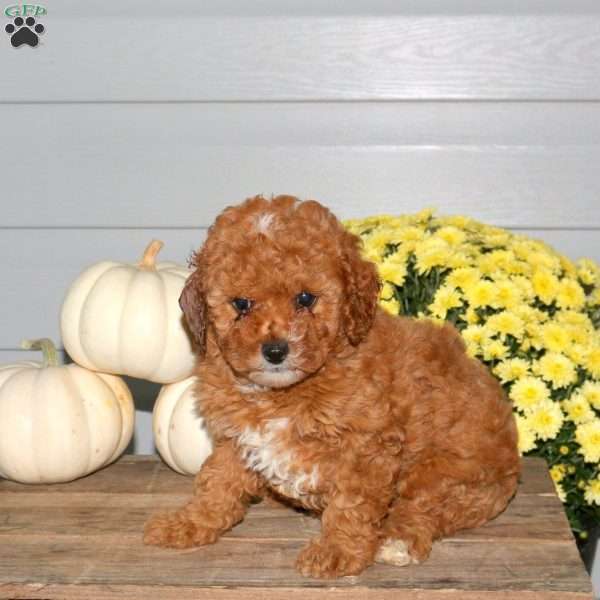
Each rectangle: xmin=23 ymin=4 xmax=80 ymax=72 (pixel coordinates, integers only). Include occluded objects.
xmin=237 ymin=418 xmax=319 ymax=500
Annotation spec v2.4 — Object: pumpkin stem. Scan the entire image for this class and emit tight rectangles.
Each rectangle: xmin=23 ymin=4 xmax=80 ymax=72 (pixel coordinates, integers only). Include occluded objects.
xmin=139 ymin=239 xmax=164 ymax=270
xmin=21 ymin=338 xmax=60 ymax=367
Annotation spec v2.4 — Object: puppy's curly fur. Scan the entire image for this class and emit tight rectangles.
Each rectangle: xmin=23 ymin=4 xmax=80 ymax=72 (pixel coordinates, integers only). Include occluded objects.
xmin=144 ymin=195 xmax=520 ymax=578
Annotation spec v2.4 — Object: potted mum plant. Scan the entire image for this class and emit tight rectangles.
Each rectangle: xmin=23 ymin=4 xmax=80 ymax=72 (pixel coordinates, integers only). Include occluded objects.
xmin=344 ymin=210 xmax=600 ymax=555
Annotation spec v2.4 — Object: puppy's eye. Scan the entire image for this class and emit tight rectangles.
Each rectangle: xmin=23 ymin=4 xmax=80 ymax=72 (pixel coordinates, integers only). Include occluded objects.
xmin=296 ymin=291 xmax=317 ymax=309
xmin=232 ymin=297 xmax=252 ymax=314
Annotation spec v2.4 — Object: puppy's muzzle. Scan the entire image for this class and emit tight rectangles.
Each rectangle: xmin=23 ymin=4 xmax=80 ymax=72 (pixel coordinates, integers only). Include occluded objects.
xmin=262 ymin=340 xmax=289 ymax=365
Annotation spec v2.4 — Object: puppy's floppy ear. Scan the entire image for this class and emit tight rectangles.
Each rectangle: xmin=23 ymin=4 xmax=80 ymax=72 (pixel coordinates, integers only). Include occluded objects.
xmin=340 ymin=231 xmax=380 ymax=346
xmin=179 ymin=267 xmax=208 ymax=357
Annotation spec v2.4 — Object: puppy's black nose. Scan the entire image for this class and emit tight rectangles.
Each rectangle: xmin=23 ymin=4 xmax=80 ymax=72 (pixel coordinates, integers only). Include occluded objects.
xmin=262 ymin=340 xmax=289 ymax=365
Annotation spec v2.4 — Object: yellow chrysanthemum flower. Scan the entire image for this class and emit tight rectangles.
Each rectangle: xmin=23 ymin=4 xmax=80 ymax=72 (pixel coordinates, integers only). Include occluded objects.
xmin=434 ymin=226 xmax=466 ymax=246
xmin=584 ymin=348 xmax=600 ymax=379
xmin=510 ymin=376 xmax=551 ymax=413
xmin=493 ymin=279 xmax=523 ymax=310
xmin=464 ymin=280 xmax=497 ymax=309
xmin=446 ymin=267 xmax=481 ymax=291
xmin=576 ymin=421 xmax=600 ymax=463
xmin=550 ymin=464 xmax=567 ymax=483
xmin=478 ymin=250 xmax=519 ymax=277
xmin=381 ymin=298 xmax=401 ymax=316
xmin=556 ymin=278 xmax=585 ymax=310
xmin=378 ymin=258 xmax=407 ymax=286
xmin=577 ymin=258 xmax=598 ymax=286
xmin=379 ymin=282 xmax=395 ymax=301
xmin=493 ymin=358 xmax=530 ymax=384
xmin=414 ymin=238 xmax=450 ymax=275
xmin=562 ymin=394 xmax=595 ymax=425
xmin=554 ymin=481 xmax=567 ymax=503
xmin=481 ymin=339 xmax=509 ymax=361
xmin=429 ymin=285 xmax=463 ymax=320
xmin=486 ymin=311 xmax=525 ymax=341
xmin=511 ymin=276 xmax=535 ymax=301
xmin=515 ymin=414 xmax=537 ymax=454
xmin=540 ymin=323 xmax=571 ymax=354
xmin=581 ymin=381 xmax=600 ymax=410
xmin=534 ymin=353 xmax=577 ymax=389
xmin=532 ymin=269 xmax=560 ymax=305
xmin=528 ymin=400 xmax=564 ymax=441
xmin=584 ymin=477 xmax=600 ymax=506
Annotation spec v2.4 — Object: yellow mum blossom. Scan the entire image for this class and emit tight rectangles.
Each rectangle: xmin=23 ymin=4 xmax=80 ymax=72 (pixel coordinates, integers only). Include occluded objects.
xmin=532 ymin=269 xmax=560 ymax=305
xmin=464 ymin=307 xmax=480 ymax=325
xmin=462 ymin=324 xmax=490 ymax=346
xmin=478 ymin=250 xmax=518 ymax=276
xmin=584 ymin=348 xmax=600 ymax=379
xmin=556 ymin=278 xmax=585 ymax=310
xmin=528 ymin=400 xmax=564 ymax=441
xmin=414 ymin=238 xmax=450 ymax=274
xmin=555 ymin=310 xmax=591 ymax=327
xmin=580 ymin=381 xmax=600 ymax=410
xmin=510 ymin=376 xmax=551 ymax=412
xmin=577 ymin=258 xmax=598 ymax=286
xmin=381 ymin=298 xmax=401 ymax=316
xmin=550 ymin=464 xmax=567 ymax=483
xmin=565 ymin=344 xmax=589 ymax=365
xmin=527 ymin=251 xmax=561 ymax=273
xmin=486 ymin=311 xmax=525 ymax=341
xmin=434 ymin=226 xmax=466 ymax=246
xmin=444 ymin=215 xmax=475 ymax=229
xmin=430 ymin=285 xmax=463 ymax=320
xmin=446 ymin=267 xmax=482 ymax=291
xmin=493 ymin=358 xmax=530 ymax=384
xmin=363 ymin=229 xmax=395 ymax=255
xmin=412 ymin=207 xmax=436 ymax=223
xmin=535 ymin=353 xmax=577 ymax=389
xmin=379 ymin=282 xmax=395 ymax=301
xmin=540 ymin=322 xmax=571 ymax=353
xmin=554 ymin=481 xmax=567 ymax=503
xmin=511 ymin=276 xmax=535 ymax=301
xmin=576 ymin=421 xmax=600 ymax=463
xmin=562 ymin=394 xmax=595 ymax=425
xmin=378 ymin=259 xmax=407 ymax=286
xmin=464 ymin=280 xmax=497 ymax=309
xmin=584 ymin=478 xmax=600 ymax=506
xmin=447 ymin=251 xmax=471 ymax=269
xmin=515 ymin=414 xmax=537 ymax=454
xmin=481 ymin=339 xmax=509 ymax=361
xmin=494 ymin=279 xmax=523 ymax=310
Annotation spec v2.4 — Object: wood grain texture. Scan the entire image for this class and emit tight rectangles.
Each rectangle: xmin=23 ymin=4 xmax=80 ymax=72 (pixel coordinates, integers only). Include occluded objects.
xmin=0 ymin=456 xmax=592 ymax=598
xmin=1 ymin=2 xmax=600 ymax=101
xmin=1 ymin=102 xmax=599 ymax=229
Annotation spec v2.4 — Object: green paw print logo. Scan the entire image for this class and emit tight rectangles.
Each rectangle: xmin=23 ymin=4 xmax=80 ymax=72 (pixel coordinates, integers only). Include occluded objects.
xmin=4 ymin=4 xmax=46 ymax=47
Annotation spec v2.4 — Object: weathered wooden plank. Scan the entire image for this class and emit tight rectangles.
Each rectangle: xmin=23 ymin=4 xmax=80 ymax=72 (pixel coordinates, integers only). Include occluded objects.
xmin=0 ymin=489 xmax=572 ymax=543
xmin=0 ymin=584 xmax=593 ymax=600
xmin=0 ymin=456 xmax=552 ymax=496
xmin=0 ymin=537 xmax=589 ymax=593
xmin=0 ymin=455 xmax=591 ymax=598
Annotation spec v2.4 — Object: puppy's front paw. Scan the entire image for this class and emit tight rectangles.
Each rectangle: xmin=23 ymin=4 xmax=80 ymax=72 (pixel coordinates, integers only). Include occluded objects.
xmin=143 ymin=512 xmax=219 ymax=549
xmin=296 ymin=539 xmax=369 ymax=578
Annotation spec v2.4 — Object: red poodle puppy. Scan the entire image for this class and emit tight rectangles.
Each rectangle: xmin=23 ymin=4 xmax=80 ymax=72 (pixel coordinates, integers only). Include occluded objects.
xmin=144 ymin=195 xmax=520 ymax=578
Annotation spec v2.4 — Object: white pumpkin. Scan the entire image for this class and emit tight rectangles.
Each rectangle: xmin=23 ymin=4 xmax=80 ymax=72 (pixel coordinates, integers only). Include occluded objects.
xmin=60 ymin=240 xmax=195 ymax=384
xmin=0 ymin=339 xmax=135 ymax=484
xmin=153 ymin=376 xmax=212 ymax=475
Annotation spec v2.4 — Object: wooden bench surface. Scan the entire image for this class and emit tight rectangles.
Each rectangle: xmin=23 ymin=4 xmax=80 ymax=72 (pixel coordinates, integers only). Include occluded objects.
xmin=0 ymin=455 xmax=593 ymax=600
